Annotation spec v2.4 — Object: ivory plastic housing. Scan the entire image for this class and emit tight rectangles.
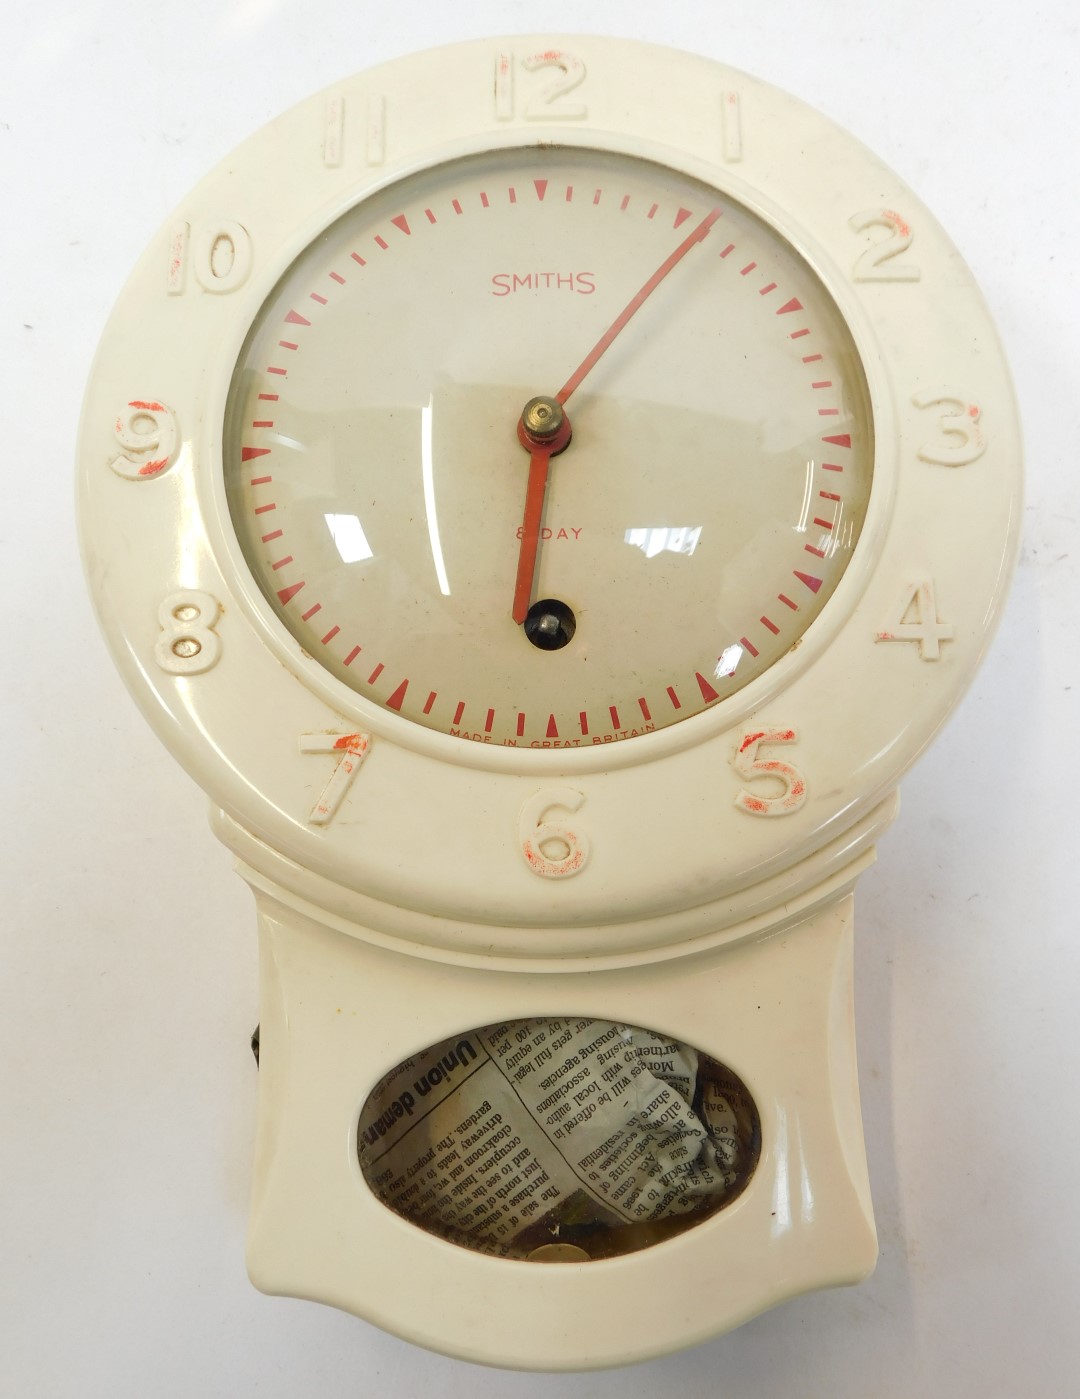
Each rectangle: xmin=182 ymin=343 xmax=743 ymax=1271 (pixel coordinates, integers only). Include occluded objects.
xmin=78 ymin=36 xmax=1021 ymax=1369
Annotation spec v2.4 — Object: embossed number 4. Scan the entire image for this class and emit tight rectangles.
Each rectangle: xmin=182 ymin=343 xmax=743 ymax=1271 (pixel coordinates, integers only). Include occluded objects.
xmin=877 ymin=579 xmax=954 ymax=660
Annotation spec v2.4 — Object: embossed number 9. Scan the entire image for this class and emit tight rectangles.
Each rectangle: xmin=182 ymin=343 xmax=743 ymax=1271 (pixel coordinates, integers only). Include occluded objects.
xmin=108 ymin=400 xmax=179 ymax=480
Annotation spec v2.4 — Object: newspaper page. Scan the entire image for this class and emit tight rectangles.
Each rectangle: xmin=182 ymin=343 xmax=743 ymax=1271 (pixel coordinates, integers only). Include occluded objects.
xmin=358 ymin=1017 xmax=759 ymax=1259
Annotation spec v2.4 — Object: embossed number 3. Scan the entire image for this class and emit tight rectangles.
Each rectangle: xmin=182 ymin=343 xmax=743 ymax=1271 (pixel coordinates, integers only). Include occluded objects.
xmin=914 ymin=388 xmax=986 ymax=466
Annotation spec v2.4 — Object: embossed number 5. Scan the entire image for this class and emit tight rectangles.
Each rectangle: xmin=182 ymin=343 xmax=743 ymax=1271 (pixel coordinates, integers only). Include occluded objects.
xmin=733 ymin=728 xmax=807 ymax=817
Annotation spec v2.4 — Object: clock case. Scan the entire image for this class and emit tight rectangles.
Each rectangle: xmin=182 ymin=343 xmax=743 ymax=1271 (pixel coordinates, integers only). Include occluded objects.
xmin=78 ymin=36 xmax=1021 ymax=1370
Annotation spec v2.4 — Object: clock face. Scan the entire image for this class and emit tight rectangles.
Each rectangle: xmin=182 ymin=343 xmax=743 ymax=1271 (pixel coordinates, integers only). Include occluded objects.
xmin=224 ymin=146 xmax=873 ymax=749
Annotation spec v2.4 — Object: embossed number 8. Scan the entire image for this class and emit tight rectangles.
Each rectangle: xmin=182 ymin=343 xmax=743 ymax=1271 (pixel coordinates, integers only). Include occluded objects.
xmin=154 ymin=591 xmax=222 ymax=676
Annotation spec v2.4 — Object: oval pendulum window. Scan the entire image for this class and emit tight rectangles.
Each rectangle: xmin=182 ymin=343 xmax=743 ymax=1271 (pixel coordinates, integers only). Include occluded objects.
xmin=358 ymin=1018 xmax=761 ymax=1261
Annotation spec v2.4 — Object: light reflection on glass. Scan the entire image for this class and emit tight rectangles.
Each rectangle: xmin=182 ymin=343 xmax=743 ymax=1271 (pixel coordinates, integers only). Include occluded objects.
xmin=421 ymin=397 xmax=451 ymax=596
xmin=625 ymin=525 xmax=702 ymax=558
xmin=267 ymin=431 xmax=306 ymax=453
xmin=325 ymin=512 xmax=374 ymax=563
xmin=715 ymin=644 xmax=743 ymax=680
xmin=795 ymin=459 xmax=814 ymax=533
xmin=835 ymin=508 xmax=856 ymax=556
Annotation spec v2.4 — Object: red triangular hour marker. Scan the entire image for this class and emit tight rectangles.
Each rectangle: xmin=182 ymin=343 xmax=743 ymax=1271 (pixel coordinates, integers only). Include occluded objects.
xmin=822 ymin=434 xmax=852 ymax=448
xmin=776 ymin=297 xmax=803 ymax=315
xmin=674 ymin=207 xmax=692 ymax=228
xmin=546 ymin=713 xmax=559 ymax=738
xmin=794 ymin=571 xmax=823 ymax=593
xmin=534 ymin=179 xmax=548 ymax=201
xmin=391 ymin=214 xmax=411 ymax=236
xmin=277 ymin=581 xmax=305 ymax=605
xmin=241 ymin=446 xmax=270 ymax=461
xmin=696 ymin=672 xmax=720 ymax=702
xmin=386 ymin=679 xmax=409 ymax=710
xmin=284 ymin=309 xmax=311 ymax=326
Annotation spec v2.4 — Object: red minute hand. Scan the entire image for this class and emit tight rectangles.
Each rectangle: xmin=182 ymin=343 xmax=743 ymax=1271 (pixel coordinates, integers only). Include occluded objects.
xmin=555 ymin=206 xmax=722 ymax=405
xmin=511 ymin=207 xmax=722 ymax=626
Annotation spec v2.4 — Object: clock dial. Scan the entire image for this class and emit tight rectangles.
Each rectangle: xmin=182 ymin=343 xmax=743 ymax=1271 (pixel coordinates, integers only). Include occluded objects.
xmin=224 ymin=147 xmax=873 ymax=748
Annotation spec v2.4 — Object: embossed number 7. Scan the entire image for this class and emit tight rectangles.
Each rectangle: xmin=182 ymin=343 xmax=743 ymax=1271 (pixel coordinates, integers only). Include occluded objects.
xmin=300 ymin=732 xmax=371 ymax=825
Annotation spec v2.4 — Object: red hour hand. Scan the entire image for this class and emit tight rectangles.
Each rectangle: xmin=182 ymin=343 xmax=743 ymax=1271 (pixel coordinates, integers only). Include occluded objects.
xmin=512 ymin=397 xmax=571 ymax=626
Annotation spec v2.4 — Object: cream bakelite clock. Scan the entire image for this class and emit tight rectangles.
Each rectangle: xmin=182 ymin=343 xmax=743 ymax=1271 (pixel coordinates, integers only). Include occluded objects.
xmin=79 ymin=37 xmax=1020 ymax=1370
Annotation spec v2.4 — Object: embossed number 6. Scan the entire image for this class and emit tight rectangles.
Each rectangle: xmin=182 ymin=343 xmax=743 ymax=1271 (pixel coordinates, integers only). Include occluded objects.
xmin=520 ymin=787 xmax=590 ymax=878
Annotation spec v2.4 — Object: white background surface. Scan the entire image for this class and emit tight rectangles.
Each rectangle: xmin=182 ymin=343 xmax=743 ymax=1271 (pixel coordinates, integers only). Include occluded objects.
xmin=3 ymin=1 xmax=1078 ymax=1394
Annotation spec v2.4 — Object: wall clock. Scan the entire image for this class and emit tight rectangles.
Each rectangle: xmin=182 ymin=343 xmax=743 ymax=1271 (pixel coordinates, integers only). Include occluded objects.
xmin=78 ymin=36 xmax=1021 ymax=1369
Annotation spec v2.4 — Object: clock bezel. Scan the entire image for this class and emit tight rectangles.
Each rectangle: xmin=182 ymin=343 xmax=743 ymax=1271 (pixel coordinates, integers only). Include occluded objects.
xmin=199 ymin=126 xmax=896 ymax=777
xmin=78 ymin=36 xmax=1021 ymax=947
